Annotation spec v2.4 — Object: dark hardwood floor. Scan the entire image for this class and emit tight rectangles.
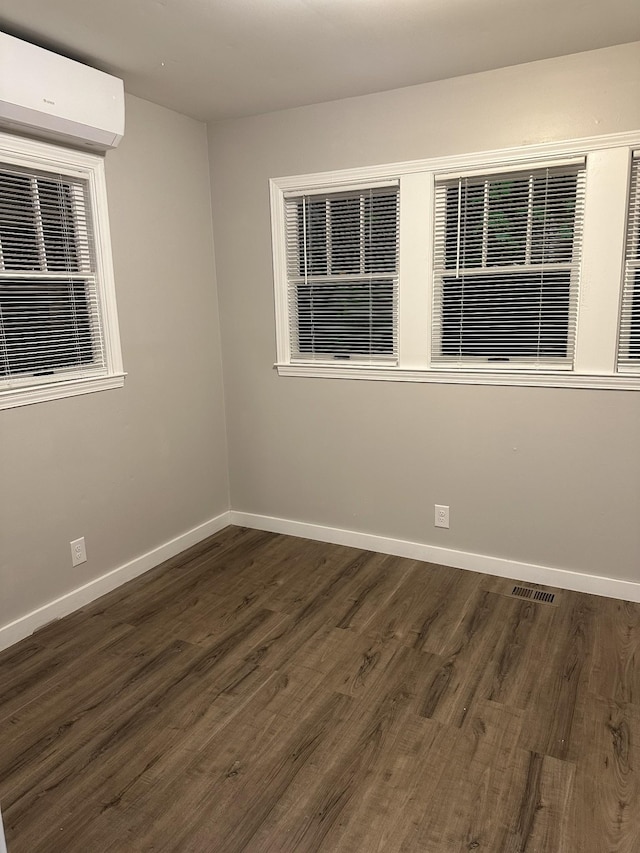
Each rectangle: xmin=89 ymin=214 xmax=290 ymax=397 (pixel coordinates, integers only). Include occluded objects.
xmin=1 ymin=526 xmax=639 ymax=852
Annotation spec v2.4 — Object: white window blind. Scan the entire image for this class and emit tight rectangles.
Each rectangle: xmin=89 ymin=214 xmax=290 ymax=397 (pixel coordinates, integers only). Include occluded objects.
xmin=0 ymin=162 xmax=105 ymax=385
xmin=432 ymin=161 xmax=586 ymax=370
xmin=618 ymin=154 xmax=640 ymax=373
xmin=284 ymin=184 xmax=399 ymax=363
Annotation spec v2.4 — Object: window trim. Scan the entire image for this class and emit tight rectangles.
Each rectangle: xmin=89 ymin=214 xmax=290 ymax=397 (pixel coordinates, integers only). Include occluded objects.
xmin=270 ymin=129 xmax=640 ymax=390
xmin=0 ymin=131 xmax=124 ymax=410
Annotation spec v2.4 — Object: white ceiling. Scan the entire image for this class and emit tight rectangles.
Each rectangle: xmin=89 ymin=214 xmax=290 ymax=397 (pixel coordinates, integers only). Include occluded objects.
xmin=1 ymin=0 xmax=640 ymax=122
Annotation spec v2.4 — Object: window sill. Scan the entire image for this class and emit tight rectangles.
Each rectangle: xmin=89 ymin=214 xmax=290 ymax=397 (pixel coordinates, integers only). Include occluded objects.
xmin=275 ymin=363 xmax=640 ymax=391
xmin=0 ymin=373 xmax=126 ymax=411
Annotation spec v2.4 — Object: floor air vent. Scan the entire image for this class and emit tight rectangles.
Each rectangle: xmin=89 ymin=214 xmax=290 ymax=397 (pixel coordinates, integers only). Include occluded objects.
xmin=511 ymin=585 xmax=556 ymax=604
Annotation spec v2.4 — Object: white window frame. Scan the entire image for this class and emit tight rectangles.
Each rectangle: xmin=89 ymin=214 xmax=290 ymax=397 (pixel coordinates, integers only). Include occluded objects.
xmin=0 ymin=131 xmax=124 ymax=410
xmin=270 ymin=129 xmax=640 ymax=391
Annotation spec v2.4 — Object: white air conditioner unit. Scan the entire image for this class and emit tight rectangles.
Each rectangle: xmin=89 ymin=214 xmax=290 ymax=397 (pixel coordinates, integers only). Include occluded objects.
xmin=0 ymin=32 xmax=125 ymax=150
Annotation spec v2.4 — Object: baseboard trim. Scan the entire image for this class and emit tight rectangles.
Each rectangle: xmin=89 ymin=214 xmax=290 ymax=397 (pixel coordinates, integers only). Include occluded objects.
xmin=4 ymin=507 xmax=638 ymax=654
xmin=0 ymin=511 xmax=232 ymax=653
xmin=230 ymin=510 xmax=640 ymax=603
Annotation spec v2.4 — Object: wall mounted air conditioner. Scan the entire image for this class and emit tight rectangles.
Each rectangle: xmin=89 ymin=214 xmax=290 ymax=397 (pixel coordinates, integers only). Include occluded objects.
xmin=0 ymin=31 xmax=124 ymax=150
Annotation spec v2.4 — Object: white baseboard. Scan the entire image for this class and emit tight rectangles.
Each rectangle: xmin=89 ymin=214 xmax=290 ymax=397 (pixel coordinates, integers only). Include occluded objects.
xmin=4 ymin=507 xmax=638 ymax=654
xmin=230 ymin=511 xmax=640 ymax=603
xmin=0 ymin=511 xmax=231 ymax=653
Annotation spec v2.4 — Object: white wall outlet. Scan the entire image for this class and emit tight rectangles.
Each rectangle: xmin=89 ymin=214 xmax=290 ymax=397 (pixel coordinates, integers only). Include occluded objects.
xmin=435 ymin=505 xmax=450 ymax=529
xmin=70 ymin=536 xmax=87 ymax=567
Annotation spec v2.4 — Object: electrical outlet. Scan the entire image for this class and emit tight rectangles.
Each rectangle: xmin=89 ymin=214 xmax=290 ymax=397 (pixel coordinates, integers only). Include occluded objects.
xmin=434 ymin=505 xmax=450 ymax=529
xmin=70 ymin=537 xmax=87 ymax=567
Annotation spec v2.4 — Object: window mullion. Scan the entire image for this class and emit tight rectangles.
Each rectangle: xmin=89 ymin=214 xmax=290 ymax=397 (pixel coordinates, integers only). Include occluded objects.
xmin=574 ymin=148 xmax=630 ymax=374
xmin=399 ymin=172 xmax=431 ymax=369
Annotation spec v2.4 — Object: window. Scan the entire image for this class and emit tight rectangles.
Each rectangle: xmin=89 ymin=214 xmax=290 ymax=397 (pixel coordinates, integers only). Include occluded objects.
xmin=0 ymin=132 xmax=123 ymax=409
xmin=618 ymin=153 xmax=640 ymax=372
xmin=432 ymin=162 xmax=585 ymax=369
xmin=283 ymin=184 xmax=399 ymax=363
xmin=270 ymin=131 xmax=640 ymax=390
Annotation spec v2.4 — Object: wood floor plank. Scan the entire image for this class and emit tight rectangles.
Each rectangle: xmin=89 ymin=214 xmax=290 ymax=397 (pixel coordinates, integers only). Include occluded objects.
xmin=415 ymin=590 xmax=519 ymax=727
xmin=398 ymin=700 xmax=526 ymax=852
xmin=261 ymin=542 xmax=371 ymax=616
xmin=519 ymin=591 xmax=596 ymax=761
xmin=497 ymin=749 xmax=575 ymax=853
xmin=480 ymin=596 xmax=558 ymax=711
xmin=0 ymin=640 xmax=202 ymax=836
xmin=0 ymin=613 xmax=134 ymax=723
xmin=303 ymin=627 xmax=403 ymax=699
xmin=589 ymin=597 xmax=640 ymax=705
xmin=411 ymin=564 xmax=483 ymax=656
xmin=242 ymin=645 xmax=433 ymax=853
xmin=1 ymin=526 xmax=639 ymax=852
xmin=79 ymin=672 xmax=289 ymax=848
xmin=330 ymin=713 xmax=443 ymax=853
xmin=332 ymin=553 xmax=408 ymax=632
xmin=568 ymin=695 xmax=640 ymax=853
xmin=170 ymin=691 xmax=354 ymax=853
xmin=97 ymin=527 xmax=280 ymax=629
xmin=232 ymin=550 xmax=392 ymax=675
xmin=2 ymin=607 xmax=286 ymax=847
xmin=363 ymin=560 xmax=451 ymax=646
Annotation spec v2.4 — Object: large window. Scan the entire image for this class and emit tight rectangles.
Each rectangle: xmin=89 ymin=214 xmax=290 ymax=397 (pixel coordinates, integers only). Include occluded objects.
xmin=284 ymin=184 xmax=399 ymax=363
xmin=270 ymin=132 xmax=640 ymax=389
xmin=0 ymin=132 xmax=123 ymax=409
xmin=432 ymin=162 xmax=584 ymax=369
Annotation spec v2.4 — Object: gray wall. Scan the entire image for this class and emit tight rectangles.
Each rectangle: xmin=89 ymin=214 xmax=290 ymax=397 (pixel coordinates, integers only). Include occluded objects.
xmin=208 ymin=43 xmax=640 ymax=581
xmin=0 ymin=94 xmax=229 ymax=628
